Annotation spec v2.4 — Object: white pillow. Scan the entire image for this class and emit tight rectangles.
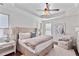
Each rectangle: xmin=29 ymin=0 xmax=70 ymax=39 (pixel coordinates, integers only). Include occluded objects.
xmin=19 ymin=32 xmax=31 ymax=39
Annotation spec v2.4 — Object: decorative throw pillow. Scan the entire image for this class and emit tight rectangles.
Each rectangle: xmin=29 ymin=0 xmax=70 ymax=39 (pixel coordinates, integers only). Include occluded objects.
xmin=19 ymin=32 xmax=31 ymax=39
xmin=31 ymin=32 xmax=36 ymax=38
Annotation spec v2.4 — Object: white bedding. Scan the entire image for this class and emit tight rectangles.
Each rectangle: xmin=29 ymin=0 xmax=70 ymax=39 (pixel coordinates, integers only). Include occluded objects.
xmin=18 ymin=40 xmax=35 ymax=53
xmin=35 ymin=39 xmax=53 ymax=54
xmin=18 ymin=35 xmax=53 ymax=56
xmin=18 ymin=39 xmax=53 ymax=56
xmin=22 ymin=35 xmax=53 ymax=49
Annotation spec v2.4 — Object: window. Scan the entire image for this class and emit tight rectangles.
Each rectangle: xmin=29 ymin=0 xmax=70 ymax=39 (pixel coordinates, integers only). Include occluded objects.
xmin=45 ymin=23 xmax=51 ymax=35
xmin=0 ymin=13 xmax=8 ymax=38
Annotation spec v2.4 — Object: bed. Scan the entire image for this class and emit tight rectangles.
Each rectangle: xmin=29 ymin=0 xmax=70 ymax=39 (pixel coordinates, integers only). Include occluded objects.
xmin=11 ymin=27 xmax=54 ymax=56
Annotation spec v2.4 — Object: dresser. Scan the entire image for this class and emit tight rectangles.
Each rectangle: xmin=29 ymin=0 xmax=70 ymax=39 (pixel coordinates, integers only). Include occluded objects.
xmin=0 ymin=40 xmax=16 ymax=56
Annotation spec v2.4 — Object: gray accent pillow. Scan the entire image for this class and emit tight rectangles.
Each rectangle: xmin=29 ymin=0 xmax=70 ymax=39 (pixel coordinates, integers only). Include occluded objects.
xmin=31 ymin=32 xmax=36 ymax=38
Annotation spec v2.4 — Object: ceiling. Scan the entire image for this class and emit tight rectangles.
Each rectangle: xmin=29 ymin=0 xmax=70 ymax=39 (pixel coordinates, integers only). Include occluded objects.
xmin=14 ymin=3 xmax=79 ymax=18
xmin=0 ymin=3 xmax=79 ymax=18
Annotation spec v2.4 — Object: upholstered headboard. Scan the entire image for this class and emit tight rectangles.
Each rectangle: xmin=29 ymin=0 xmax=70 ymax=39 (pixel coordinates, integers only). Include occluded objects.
xmin=12 ymin=27 xmax=35 ymax=33
xmin=11 ymin=27 xmax=36 ymax=40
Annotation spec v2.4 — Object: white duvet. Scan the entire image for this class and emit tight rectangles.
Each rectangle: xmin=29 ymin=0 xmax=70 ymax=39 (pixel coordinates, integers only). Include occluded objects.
xmin=21 ymin=35 xmax=53 ymax=49
xmin=19 ymin=39 xmax=53 ymax=55
xmin=18 ymin=35 xmax=53 ymax=55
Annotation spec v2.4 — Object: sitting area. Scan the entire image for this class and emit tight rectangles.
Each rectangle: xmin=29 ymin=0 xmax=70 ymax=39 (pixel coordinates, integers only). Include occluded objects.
xmin=54 ymin=34 xmax=74 ymax=50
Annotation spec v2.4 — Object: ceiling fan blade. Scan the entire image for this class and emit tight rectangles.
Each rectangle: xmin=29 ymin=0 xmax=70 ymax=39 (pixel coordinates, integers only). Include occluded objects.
xmin=48 ymin=9 xmax=59 ymax=11
xmin=36 ymin=9 xmax=45 ymax=11
xmin=37 ymin=3 xmax=59 ymax=11
xmin=37 ymin=9 xmax=59 ymax=11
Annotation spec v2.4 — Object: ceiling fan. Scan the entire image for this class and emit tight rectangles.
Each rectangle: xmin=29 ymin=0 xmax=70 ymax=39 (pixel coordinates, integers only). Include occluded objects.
xmin=37 ymin=3 xmax=59 ymax=16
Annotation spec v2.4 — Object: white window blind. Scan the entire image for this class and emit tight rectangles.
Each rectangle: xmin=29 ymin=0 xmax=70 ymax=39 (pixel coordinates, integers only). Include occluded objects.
xmin=0 ymin=14 xmax=8 ymax=38
xmin=0 ymin=14 xmax=8 ymax=28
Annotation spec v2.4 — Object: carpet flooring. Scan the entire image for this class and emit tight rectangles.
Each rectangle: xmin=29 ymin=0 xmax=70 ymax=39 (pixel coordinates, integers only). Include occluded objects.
xmin=47 ymin=45 xmax=76 ymax=56
xmin=6 ymin=45 xmax=76 ymax=56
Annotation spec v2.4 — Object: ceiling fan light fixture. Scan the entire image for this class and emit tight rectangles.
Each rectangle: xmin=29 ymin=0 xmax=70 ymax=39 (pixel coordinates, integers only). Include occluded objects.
xmin=44 ymin=8 xmax=49 ymax=16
